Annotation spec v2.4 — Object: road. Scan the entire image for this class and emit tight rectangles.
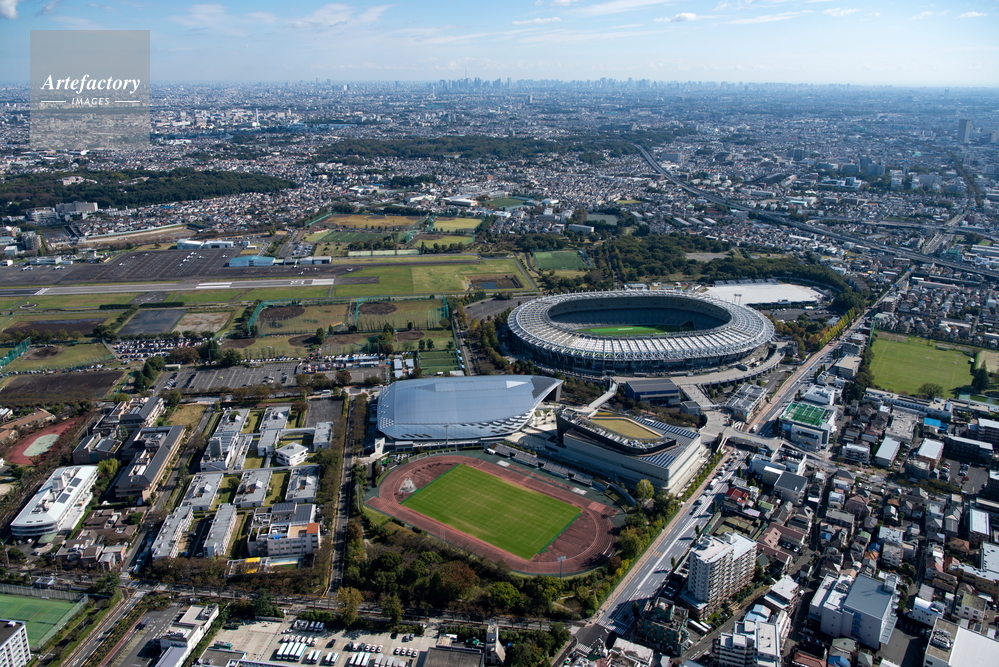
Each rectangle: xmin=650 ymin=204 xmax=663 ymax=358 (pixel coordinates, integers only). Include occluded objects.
xmin=0 ymin=277 xmax=337 ymax=299
xmin=592 ymin=450 xmax=742 ymax=634
xmin=63 ymin=589 xmax=144 ymax=667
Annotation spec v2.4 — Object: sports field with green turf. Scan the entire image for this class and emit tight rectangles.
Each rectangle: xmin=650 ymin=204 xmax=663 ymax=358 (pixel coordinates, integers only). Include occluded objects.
xmin=0 ymin=593 xmax=80 ymax=646
xmin=576 ymin=324 xmax=693 ymax=336
xmin=870 ymin=336 xmax=974 ymax=396
xmin=402 ymin=464 xmax=580 ymax=560
xmin=533 ymin=250 xmax=589 ymax=271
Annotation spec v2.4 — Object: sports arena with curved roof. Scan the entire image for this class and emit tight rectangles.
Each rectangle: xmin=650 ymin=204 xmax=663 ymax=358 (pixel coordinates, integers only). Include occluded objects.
xmin=376 ymin=375 xmax=562 ymax=441
xmin=508 ymin=290 xmax=774 ymax=374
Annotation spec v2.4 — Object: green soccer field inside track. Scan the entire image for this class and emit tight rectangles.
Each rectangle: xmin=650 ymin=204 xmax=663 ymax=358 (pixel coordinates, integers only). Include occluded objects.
xmin=401 ymin=464 xmax=581 ymax=560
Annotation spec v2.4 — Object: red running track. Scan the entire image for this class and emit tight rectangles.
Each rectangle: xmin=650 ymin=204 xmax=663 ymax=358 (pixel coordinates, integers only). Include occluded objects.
xmin=367 ymin=455 xmax=618 ymax=575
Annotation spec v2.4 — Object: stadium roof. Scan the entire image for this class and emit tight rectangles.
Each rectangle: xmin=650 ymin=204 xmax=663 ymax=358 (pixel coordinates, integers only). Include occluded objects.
xmin=377 ymin=375 xmax=562 ymax=441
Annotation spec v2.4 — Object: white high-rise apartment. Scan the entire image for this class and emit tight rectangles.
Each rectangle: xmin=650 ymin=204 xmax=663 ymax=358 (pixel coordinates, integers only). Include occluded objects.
xmin=685 ymin=532 xmax=757 ymax=617
xmin=0 ymin=620 xmax=31 ymax=667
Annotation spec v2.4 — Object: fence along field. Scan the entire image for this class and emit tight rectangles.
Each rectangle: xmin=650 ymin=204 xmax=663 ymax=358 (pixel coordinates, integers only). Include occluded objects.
xmin=401 ymin=464 xmax=581 ymax=560
xmin=0 ymin=584 xmax=87 ymax=648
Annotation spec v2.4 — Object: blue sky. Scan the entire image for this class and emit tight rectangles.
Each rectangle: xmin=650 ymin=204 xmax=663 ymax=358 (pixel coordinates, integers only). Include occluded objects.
xmin=1 ymin=0 xmax=997 ymax=86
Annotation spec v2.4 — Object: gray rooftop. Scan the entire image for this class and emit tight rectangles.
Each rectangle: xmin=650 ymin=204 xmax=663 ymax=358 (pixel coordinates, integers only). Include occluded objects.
xmin=843 ymin=574 xmax=895 ymax=621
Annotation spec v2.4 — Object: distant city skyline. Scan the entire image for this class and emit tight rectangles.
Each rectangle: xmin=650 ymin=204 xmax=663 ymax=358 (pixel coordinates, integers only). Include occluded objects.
xmin=0 ymin=0 xmax=997 ymax=87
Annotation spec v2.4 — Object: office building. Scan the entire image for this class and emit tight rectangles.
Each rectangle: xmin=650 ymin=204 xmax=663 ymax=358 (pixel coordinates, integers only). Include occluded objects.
xmin=714 ymin=619 xmax=781 ymax=667
xmin=924 ymin=618 xmax=999 ymax=667
xmin=808 ymin=573 xmax=898 ymax=648
xmin=114 ymin=426 xmax=185 ymax=502
xmin=636 ymin=597 xmax=689 ymax=656
xmin=779 ymin=403 xmax=836 ymax=449
xmin=274 ymin=443 xmax=309 ymax=467
xmin=151 ymin=506 xmax=194 ymax=560
xmin=247 ymin=503 xmax=322 ymax=558
xmin=159 ymin=605 xmax=219 ymax=654
xmin=11 ymin=466 xmax=99 ymax=537
xmin=0 ymin=620 xmax=30 ymax=667
xmin=202 ymin=504 xmax=238 ymax=558
xmin=684 ymin=533 xmax=757 ymax=618
xmin=958 ymin=119 xmax=972 ymax=145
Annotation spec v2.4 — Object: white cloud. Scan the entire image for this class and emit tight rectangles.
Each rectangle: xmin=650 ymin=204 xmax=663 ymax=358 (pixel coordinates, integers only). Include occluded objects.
xmin=169 ymin=3 xmax=277 ymax=35
xmin=38 ymin=0 xmax=61 ymax=14
xmin=822 ymin=7 xmax=858 ymax=17
xmin=910 ymin=10 xmax=946 ymax=20
xmin=574 ymin=0 xmax=676 ymax=18
xmin=0 ymin=0 xmax=24 ymax=19
xmin=728 ymin=10 xmax=809 ymax=24
xmin=551 ymin=0 xmax=581 ymax=5
xmin=654 ymin=11 xmax=696 ymax=21
xmin=512 ymin=16 xmax=562 ymax=24
xmin=959 ymin=11 xmax=986 ymax=18
xmin=88 ymin=2 xmax=116 ymax=9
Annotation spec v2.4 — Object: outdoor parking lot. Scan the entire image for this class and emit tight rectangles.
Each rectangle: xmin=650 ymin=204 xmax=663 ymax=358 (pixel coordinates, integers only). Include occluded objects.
xmin=211 ymin=616 xmax=435 ymax=665
xmin=162 ymin=362 xmax=302 ymax=392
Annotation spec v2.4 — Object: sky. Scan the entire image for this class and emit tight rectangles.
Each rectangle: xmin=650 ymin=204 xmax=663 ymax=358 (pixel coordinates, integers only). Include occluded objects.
xmin=1 ymin=0 xmax=997 ymax=87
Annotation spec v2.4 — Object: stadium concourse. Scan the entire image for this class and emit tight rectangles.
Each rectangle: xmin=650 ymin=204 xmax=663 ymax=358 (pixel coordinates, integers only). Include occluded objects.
xmin=508 ymin=290 xmax=774 ymax=375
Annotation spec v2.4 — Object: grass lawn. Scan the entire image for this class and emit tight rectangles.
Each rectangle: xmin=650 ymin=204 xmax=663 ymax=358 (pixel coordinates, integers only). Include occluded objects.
xmin=576 ymin=324 xmax=692 ymax=335
xmin=242 ymin=411 xmax=263 ymax=434
xmin=240 ymin=286 xmax=330 ymax=302
xmin=213 ymin=475 xmax=241 ymax=509
xmin=166 ymin=404 xmax=206 ymax=431
xmin=333 ymin=259 xmax=529 ymax=297
xmin=242 ymin=448 xmax=264 ymax=469
xmin=0 ymin=297 xmax=27 ymax=311
xmin=334 ymin=266 xmax=414 ymax=297
xmin=4 ymin=343 xmax=112 ymax=371
xmin=225 ymin=336 xmax=313 ymax=359
xmin=324 ymin=213 xmax=424 ymax=229
xmin=15 ymin=293 xmax=141 ymax=310
xmin=165 ymin=289 xmax=249 ymax=304
xmin=266 ymin=471 xmax=289 ymax=506
xmin=413 ymin=234 xmax=473 ymax=246
xmin=534 ymin=250 xmax=588 ymax=271
xmin=401 ymin=464 xmax=580 ymax=560
xmin=259 ymin=303 xmax=350 ymax=334
xmin=870 ymin=336 xmax=974 ymax=397
xmin=432 ymin=217 xmax=480 ymax=232
xmin=0 ymin=593 xmax=80 ymax=647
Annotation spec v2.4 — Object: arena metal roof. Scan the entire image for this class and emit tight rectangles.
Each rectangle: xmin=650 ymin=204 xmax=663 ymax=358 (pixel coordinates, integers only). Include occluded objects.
xmin=508 ymin=291 xmax=773 ymax=371
xmin=377 ymin=375 xmax=563 ymax=441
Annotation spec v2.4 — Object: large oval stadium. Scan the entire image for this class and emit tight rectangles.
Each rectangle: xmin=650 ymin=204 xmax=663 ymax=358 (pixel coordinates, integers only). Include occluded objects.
xmin=508 ymin=290 xmax=774 ymax=374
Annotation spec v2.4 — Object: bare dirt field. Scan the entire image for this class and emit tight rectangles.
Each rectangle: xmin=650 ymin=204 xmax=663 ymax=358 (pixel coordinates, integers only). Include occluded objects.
xmin=359 ymin=302 xmax=397 ymax=315
xmin=368 ymin=455 xmax=617 ymax=575
xmin=222 ymin=338 xmax=256 ymax=349
xmin=0 ymin=370 xmax=123 ymax=404
xmin=260 ymin=306 xmax=305 ymax=320
xmin=6 ymin=318 xmax=104 ymax=336
xmin=173 ymin=311 xmax=230 ymax=334
xmin=22 ymin=347 xmax=61 ymax=360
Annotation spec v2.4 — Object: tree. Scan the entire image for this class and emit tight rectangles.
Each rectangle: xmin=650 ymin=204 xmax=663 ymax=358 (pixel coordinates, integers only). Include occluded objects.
xmin=335 ymin=370 xmax=353 ymax=387
xmin=168 ymin=346 xmax=200 ymax=365
xmin=382 ymin=593 xmax=403 ymax=626
xmin=315 ymin=328 xmax=326 ymax=345
xmin=292 ymin=400 xmax=309 ymax=418
xmin=635 ymin=479 xmax=655 ymax=501
xmin=199 ymin=338 xmax=221 ymax=363
xmin=918 ymin=382 xmax=944 ymax=400
xmin=618 ymin=527 xmax=645 ymax=559
xmin=164 ymin=389 xmax=183 ymax=406
xmin=218 ymin=349 xmax=243 ymax=368
xmin=338 ymin=587 xmax=363 ymax=625
xmin=973 ymin=364 xmax=989 ymax=393
xmin=487 ymin=581 xmax=523 ymax=611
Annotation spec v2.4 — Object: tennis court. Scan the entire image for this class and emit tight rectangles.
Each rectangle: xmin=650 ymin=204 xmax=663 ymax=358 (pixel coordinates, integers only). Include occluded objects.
xmin=0 ymin=593 xmax=82 ymax=646
xmin=402 ymin=464 xmax=580 ymax=559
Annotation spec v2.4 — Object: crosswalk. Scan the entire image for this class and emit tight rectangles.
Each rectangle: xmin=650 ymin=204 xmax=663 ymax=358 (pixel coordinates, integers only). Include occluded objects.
xmin=35 ymin=287 xmax=49 ymax=295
